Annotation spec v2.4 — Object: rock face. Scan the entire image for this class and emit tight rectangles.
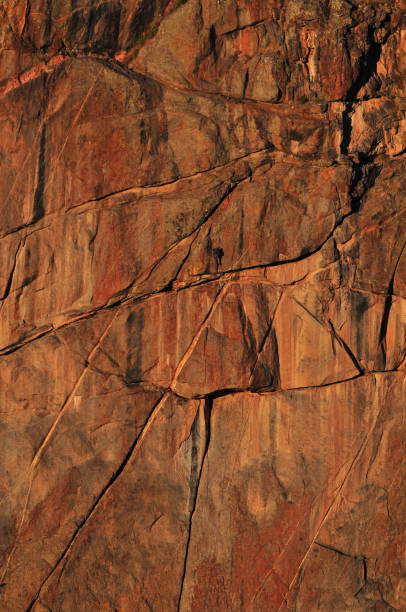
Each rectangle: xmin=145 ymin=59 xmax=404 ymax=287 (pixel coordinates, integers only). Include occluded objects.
xmin=0 ymin=0 xmax=405 ymax=610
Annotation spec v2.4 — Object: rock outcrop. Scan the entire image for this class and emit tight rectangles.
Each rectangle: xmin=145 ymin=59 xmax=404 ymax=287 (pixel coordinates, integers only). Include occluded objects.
xmin=0 ymin=0 xmax=405 ymax=610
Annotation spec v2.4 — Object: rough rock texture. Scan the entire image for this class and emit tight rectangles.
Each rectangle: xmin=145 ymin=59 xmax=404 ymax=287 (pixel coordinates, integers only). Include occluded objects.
xmin=0 ymin=0 xmax=405 ymax=610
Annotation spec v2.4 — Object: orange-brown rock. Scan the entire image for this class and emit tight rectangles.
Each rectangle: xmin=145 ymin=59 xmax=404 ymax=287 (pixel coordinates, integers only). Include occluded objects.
xmin=0 ymin=0 xmax=405 ymax=610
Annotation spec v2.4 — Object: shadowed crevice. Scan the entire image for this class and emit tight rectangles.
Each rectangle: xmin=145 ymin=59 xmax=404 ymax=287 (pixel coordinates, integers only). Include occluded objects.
xmin=315 ymin=540 xmax=363 ymax=560
xmin=32 ymin=123 xmax=46 ymax=224
xmin=341 ymin=19 xmax=386 ymax=156
xmin=177 ymin=398 xmax=212 ymax=611
xmin=378 ymin=241 xmax=406 ymax=368
xmin=1 ymin=241 xmax=22 ymax=301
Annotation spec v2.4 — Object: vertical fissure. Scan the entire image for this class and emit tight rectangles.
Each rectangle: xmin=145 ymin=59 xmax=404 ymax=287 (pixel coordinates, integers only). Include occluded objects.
xmin=378 ymin=241 xmax=406 ymax=368
xmin=1 ymin=240 xmax=22 ymax=301
xmin=177 ymin=398 xmax=212 ymax=611
xmin=32 ymin=122 xmax=46 ymax=224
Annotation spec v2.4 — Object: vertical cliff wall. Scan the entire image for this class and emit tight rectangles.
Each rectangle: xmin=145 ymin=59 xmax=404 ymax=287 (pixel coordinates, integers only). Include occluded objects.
xmin=0 ymin=0 xmax=405 ymax=610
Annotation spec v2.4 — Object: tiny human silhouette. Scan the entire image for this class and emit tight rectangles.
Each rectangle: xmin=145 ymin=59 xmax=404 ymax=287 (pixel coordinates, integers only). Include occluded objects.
xmin=213 ymin=247 xmax=224 ymax=271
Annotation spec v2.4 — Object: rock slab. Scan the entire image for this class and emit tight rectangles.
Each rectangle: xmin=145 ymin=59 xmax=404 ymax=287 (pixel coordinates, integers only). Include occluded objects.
xmin=0 ymin=0 xmax=405 ymax=610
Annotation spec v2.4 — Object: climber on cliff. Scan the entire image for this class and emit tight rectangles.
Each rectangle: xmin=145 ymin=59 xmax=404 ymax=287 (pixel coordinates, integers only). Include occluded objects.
xmin=213 ymin=247 xmax=224 ymax=271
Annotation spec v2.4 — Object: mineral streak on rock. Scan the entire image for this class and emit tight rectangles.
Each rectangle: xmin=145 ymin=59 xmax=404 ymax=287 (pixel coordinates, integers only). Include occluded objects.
xmin=0 ymin=0 xmax=405 ymax=610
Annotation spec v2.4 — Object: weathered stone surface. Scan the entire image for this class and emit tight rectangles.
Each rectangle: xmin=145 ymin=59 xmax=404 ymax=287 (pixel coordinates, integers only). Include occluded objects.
xmin=178 ymin=374 xmax=405 ymax=611
xmin=0 ymin=0 xmax=405 ymax=610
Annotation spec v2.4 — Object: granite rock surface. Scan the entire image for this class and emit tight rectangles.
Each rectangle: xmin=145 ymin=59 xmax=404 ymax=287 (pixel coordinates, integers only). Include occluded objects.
xmin=0 ymin=0 xmax=405 ymax=610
